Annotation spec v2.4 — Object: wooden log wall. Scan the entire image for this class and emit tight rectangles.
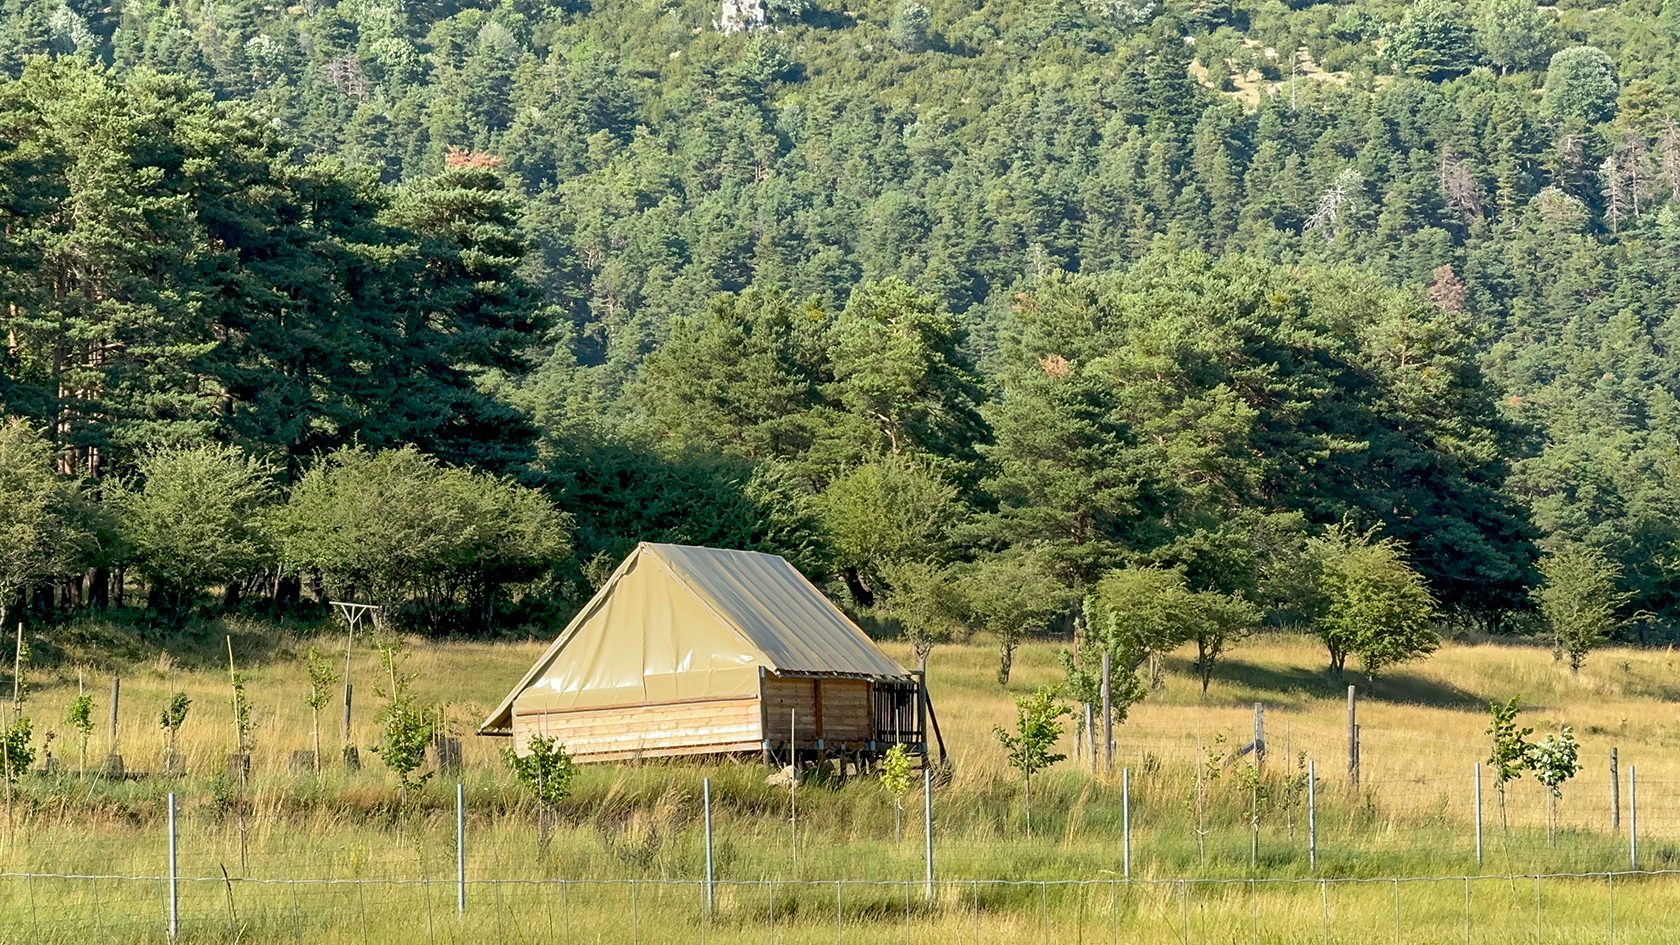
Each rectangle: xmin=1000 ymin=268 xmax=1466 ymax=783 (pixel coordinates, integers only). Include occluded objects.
xmin=761 ymin=676 xmax=872 ymax=747
xmin=512 ymin=696 xmax=762 ymax=763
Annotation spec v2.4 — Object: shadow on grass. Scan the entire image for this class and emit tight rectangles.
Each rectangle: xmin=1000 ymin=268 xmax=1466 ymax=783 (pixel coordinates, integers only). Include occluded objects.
xmin=1172 ymin=657 xmax=1486 ymax=710
xmin=29 ymin=605 xmax=332 ymax=674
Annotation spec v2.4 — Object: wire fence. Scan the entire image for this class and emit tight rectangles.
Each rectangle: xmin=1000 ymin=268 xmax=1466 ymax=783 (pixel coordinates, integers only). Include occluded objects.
xmin=5 ymin=870 xmax=1680 ymax=944
xmin=10 ymin=699 xmax=1680 ymax=942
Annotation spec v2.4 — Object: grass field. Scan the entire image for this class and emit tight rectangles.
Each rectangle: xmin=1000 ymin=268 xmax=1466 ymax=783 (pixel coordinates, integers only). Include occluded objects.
xmin=3 ymin=616 xmax=1679 ymax=942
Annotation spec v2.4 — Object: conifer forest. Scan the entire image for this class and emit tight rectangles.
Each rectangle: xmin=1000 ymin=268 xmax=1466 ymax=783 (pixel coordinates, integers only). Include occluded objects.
xmin=2 ymin=0 xmax=1680 ymax=664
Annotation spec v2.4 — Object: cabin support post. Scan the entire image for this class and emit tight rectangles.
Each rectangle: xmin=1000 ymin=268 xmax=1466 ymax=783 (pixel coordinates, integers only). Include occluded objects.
xmin=759 ymin=667 xmax=771 ymax=766
xmin=812 ymin=678 xmax=824 ymax=755
xmin=916 ymin=655 xmax=928 ymax=757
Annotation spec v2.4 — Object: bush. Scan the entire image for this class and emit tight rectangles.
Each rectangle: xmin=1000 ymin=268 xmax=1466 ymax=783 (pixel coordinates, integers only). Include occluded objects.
xmin=111 ymin=445 xmax=276 ymax=625
xmin=274 ymin=446 xmax=571 ymax=634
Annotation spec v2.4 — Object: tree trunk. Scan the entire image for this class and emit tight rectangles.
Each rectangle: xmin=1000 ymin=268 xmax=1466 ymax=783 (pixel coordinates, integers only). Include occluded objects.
xmin=87 ymin=568 xmax=109 ymax=610
xmin=275 ymin=574 xmax=300 ymax=608
xmin=842 ymin=567 xmax=874 ymax=608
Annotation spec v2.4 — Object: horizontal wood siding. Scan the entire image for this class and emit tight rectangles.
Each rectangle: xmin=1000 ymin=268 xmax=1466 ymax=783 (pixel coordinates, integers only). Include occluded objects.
xmin=762 ymin=677 xmax=873 ymax=746
xmin=820 ymin=679 xmax=872 ymax=741
xmin=513 ymin=697 xmax=762 ymax=763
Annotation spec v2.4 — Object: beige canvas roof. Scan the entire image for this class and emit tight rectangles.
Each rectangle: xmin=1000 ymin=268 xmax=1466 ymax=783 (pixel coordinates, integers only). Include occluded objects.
xmin=480 ymin=543 xmax=908 ymax=733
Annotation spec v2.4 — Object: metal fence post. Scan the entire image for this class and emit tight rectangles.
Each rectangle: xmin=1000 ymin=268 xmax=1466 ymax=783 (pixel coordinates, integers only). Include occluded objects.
xmin=167 ymin=791 xmax=178 ymax=943
xmin=1122 ymin=767 xmax=1131 ymax=879
xmin=1629 ymin=765 xmax=1638 ymax=871
xmin=924 ymin=767 xmax=935 ymax=901
xmin=703 ymin=777 xmax=715 ymax=916
xmin=1307 ymin=760 xmax=1316 ymax=872
xmin=456 ymin=783 xmax=466 ymax=915
xmin=1473 ymin=764 xmax=1482 ymax=866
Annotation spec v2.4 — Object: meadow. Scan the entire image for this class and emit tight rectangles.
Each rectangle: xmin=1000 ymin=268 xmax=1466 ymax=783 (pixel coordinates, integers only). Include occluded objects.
xmin=3 ymin=617 xmax=1679 ymax=942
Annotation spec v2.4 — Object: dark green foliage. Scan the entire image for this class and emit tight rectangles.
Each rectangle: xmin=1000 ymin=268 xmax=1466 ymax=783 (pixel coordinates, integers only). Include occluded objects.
xmin=0 ymin=0 xmax=1679 ymax=650
xmin=1385 ymin=0 xmax=1479 ymax=80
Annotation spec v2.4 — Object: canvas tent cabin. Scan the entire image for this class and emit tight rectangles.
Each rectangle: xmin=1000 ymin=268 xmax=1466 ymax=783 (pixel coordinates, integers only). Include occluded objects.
xmin=479 ymin=542 xmax=941 ymax=764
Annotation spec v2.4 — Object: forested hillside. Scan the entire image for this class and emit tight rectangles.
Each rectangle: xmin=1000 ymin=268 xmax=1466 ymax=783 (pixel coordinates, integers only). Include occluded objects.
xmin=2 ymin=0 xmax=1679 ymax=664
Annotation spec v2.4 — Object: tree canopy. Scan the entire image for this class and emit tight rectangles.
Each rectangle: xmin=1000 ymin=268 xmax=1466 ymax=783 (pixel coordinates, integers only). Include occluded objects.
xmin=2 ymin=0 xmax=1680 ymax=661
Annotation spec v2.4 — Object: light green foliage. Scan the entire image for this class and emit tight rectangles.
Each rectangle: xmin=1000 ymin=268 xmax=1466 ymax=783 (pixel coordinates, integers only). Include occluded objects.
xmin=1081 ymin=566 xmax=1259 ymax=693
xmin=231 ymin=672 xmax=254 ymax=752
xmin=1537 ymin=544 xmax=1631 ymax=673
xmin=1488 ymin=699 xmax=1578 ymax=840
xmin=110 ymin=445 xmax=276 ymax=624
xmin=1307 ymin=525 xmax=1437 ymax=678
xmin=889 ymin=0 xmax=930 ymax=52
xmin=1531 ymin=727 xmax=1580 ymax=800
xmin=66 ymin=693 xmax=94 ymax=769
xmin=1485 ymin=696 xmax=1534 ymax=791
xmin=1542 ymin=46 xmax=1620 ymax=125
xmin=1475 ymin=0 xmax=1558 ymax=73
xmin=0 ymin=717 xmax=32 ymax=783
xmin=504 ymin=733 xmax=577 ymax=843
xmin=371 ymin=641 xmax=435 ymax=797
xmin=274 ymin=446 xmax=571 ymax=633
xmin=958 ymin=553 xmax=1072 ymax=685
xmin=879 ymin=559 xmax=967 ymax=663
xmin=159 ymin=692 xmax=191 ymax=756
xmin=304 ymin=648 xmax=339 ymax=760
xmin=503 ymin=735 xmax=579 ymax=810
xmin=878 ymin=742 xmax=914 ymax=845
xmin=817 ymin=455 xmax=959 ymax=606
xmin=304 ymin=649 xmax=339 ymax=714
xmin=993 ymin=686 xmax=1070 ymax=836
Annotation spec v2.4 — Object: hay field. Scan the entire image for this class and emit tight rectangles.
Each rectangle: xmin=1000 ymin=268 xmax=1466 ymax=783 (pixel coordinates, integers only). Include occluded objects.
xmin=3 ymin=620 xmax=1677 ymax=942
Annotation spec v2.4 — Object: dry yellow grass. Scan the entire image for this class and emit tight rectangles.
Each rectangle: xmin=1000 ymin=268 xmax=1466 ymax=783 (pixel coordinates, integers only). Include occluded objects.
xmin=17 ymin=622 xmax=1674 ymax=848
xmin=2 ymin=622 xmax=1676 ymax=941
